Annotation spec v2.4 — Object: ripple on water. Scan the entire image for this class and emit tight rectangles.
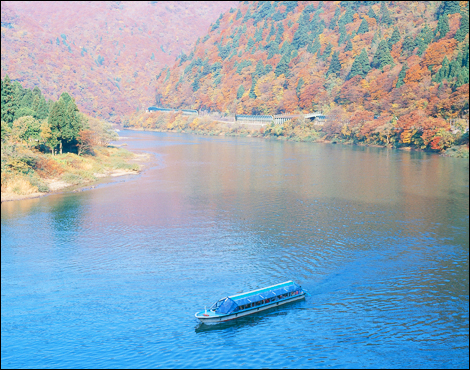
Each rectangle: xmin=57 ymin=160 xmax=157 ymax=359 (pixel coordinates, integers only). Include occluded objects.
xmin=1 ymin=131 xmax=468 ymax=368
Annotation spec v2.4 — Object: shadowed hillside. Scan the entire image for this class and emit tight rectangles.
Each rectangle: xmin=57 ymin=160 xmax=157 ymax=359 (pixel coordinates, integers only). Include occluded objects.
xmin=1 ymin=1 xmax=237 ymax=123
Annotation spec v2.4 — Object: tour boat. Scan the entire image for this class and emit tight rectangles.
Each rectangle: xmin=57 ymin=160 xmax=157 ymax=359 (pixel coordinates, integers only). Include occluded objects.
xmin=195 ymin=281 xmax=306 ymax=324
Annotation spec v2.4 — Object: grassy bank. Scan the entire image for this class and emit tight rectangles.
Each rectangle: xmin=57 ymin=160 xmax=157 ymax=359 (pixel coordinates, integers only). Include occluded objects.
xmin=1 ymin=144 xmax=145 ymax=202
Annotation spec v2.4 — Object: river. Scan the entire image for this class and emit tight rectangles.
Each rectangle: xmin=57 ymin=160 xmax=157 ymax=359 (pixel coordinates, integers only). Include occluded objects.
xmin=2 ymin=130 xmax=469 ymax=368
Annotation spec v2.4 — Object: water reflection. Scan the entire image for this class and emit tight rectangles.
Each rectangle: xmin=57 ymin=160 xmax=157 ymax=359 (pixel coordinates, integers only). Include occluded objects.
xmin=1 ymin=130 xmax=468 ymax=369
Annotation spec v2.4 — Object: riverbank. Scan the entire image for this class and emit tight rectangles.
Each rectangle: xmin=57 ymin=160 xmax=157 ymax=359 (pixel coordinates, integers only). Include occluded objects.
xmin=1 ymin=146 xmax=152 ymax=203
xmin=125 ymin=126 xmax=469 ymax=158
xmin=124 ymin=111 xmax=469 ymax=157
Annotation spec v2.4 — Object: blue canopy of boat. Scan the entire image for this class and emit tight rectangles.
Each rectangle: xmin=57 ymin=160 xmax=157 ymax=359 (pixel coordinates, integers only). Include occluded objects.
xmin=215 ymin=282 xmax=302 ymax=315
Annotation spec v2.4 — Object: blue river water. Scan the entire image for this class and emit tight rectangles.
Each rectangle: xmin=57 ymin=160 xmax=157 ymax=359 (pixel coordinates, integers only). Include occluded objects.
xmin=1 ymin=130 xmax=469 ymax=368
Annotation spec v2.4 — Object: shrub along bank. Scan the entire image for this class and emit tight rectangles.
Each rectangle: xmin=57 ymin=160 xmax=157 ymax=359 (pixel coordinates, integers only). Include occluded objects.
xmin=1 ymin=76 xmax=141 ymax=201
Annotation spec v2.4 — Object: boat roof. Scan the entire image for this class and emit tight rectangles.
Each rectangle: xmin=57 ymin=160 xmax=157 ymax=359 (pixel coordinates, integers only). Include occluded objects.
xmin=228 ymin=281 xmax=295 ymax=300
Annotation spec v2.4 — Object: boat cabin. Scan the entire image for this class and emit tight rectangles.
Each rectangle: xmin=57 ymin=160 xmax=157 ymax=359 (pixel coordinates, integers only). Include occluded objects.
xmin=209 ymin=281 xmax=303 ymax=315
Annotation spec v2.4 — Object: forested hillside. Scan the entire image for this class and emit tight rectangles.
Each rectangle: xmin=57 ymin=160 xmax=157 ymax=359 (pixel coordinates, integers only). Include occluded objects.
xmin=0 ymin=1 xmax=236 ymax=123
xmin=155 ymin=1 xmax=469 ymax=141
xmin=1 ymin=74 xmax=143 ymax=200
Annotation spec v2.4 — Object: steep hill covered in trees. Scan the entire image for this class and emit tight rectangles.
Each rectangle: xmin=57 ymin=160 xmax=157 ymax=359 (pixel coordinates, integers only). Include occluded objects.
xmin=156 ymin=1 xmax=469 ymax=130
xmin=0 ymin=1 xmax=237 ymax=123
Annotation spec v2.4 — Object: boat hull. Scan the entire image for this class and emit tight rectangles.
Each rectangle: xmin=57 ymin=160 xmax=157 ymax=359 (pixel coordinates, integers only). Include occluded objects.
xmin=195 ymin=294 xmax=305 ymax=324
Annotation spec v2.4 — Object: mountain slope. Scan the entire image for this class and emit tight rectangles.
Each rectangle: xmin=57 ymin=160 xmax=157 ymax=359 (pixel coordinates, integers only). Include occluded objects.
xmin=1 ymin=1 xmax=237 ymax=123
xmin=156 ymin=0 xmax=469 ymax=123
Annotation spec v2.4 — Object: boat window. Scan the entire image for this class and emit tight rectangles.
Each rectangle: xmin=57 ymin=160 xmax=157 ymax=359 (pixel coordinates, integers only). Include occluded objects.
xmin=210 ymin=298 xmax=228 ymax=311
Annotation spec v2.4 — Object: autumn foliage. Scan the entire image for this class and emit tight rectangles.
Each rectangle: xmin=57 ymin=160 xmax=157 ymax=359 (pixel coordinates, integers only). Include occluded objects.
xmin=1 ymin=1 xmax=237 ymax=124
xmin=145 ymin=0 xmax=468 ymax=151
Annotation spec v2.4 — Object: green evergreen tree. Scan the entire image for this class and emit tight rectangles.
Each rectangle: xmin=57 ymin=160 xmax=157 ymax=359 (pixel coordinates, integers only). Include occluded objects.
xmin=416 ymin=24 xmax=433 ymax=56
xmin=1 ymin=75 xmax=19 ymax=124
xmin=329 ymin=7 xmax=340 ymax=30
xmin=348 ymin=48 xmax=371 ymax=80
xmin=47 ymin=99 xmax=54 ymax=113
xmin=306 ymin=42 xmax=314 ymax=54
xmin=338 ymin=5 xmax=354 ymax=27
xmin=357 ymin=18 xmax=369 ymax=34
xmin=372 ymin=40 xmax=395 ymax=69
xmin=455 ymin=11 xmax=469 ymax=41
xmin=275 ymin=23 xmax=285 ymax=44
xmin=303 ymin=3 xmax=315 ymax=14
xmin=322 ymin=43 xmax=332 ymax=60
xmin=275 ymin=54 xmax=291 ymax=77
xmin=435 ymin=14 xmax=450 ymax=40
xmin=268 ymin=22 xmax=276 ymax=39
xmin=380 ymin=3 xmax=393 ymax=26
xmin=64 ymin=98 xmax=83 ymax=148
xmin=292 ymin=18 xmax=310 ymax=48
xmin=59 ymin=92 xmax=72 ymax=106
xmin=243 ymin=9 xmax=252 ymax=23
xmin=448 ymin=58 xmax=461 ymax=79
xmin=237 ymin=85 xmax=245 ymax=99
xmin=462 ymin=46 xmax=469 ymax=68
xmin=310 ymin=12 xmax=320 ymax=34
xmin=402 ymin=35 xmax=416 ymax=53
xmin=14 ymin=107 xmax=36 ymax=121
xmin=280 ymin=40 xmax=292 ymax=56
xmin=263 ymin=19 xmax=268 ymax=30
xmin=439 ymin=1 xmax=461 ymax=16
xmin=327 ymin=51 xmax=342 ymax=76
xmin=267 ymin=41 xmax=280 ymax=59
xmin=368 ymin=7 xmax=378 ymax=21
xmin=20 ymin=89 xmax=34 ymax=109
xmin=388 ymin=27 xmax=401 ymax=49
xmin=211 ymin=18 xmax=220 ymax=32
xmin=455 ymin=70 xmax=465 ymax=88
xmin=338 ymin=24 xmax=348 ymax=44
xmin=344 ymin=39 xmax=353 ymax=52
xmin=48 ymin=98 xmax=67 ymax=154
xmin=13 ymin=83 xmax=26 ymax=106
xmin=255 ymin=27 xmax=263 ymax=42
xmin=311 ymin=38 xmax=321 ymax=54
xmin=235 ymin=9 xmax=242 ymax=20
xmin=31 ymin=94 xmax=40 ymax=113
xmin=249 ymin=76 xmax=257 ymax=99
xmin=296 ymin=77 xmax=304 ymax=97
xmin=35 ymin=96 xmax=49 ymax=120
xmin=434 ymin=56 xmax=450 ymax=82
xmin=396 ymin=62 xmax=409 ymax=87
xmin=32 ymin=86 xmax=41 ymax=98
xmin=254 ymin=60 xmax=265 ymax=78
